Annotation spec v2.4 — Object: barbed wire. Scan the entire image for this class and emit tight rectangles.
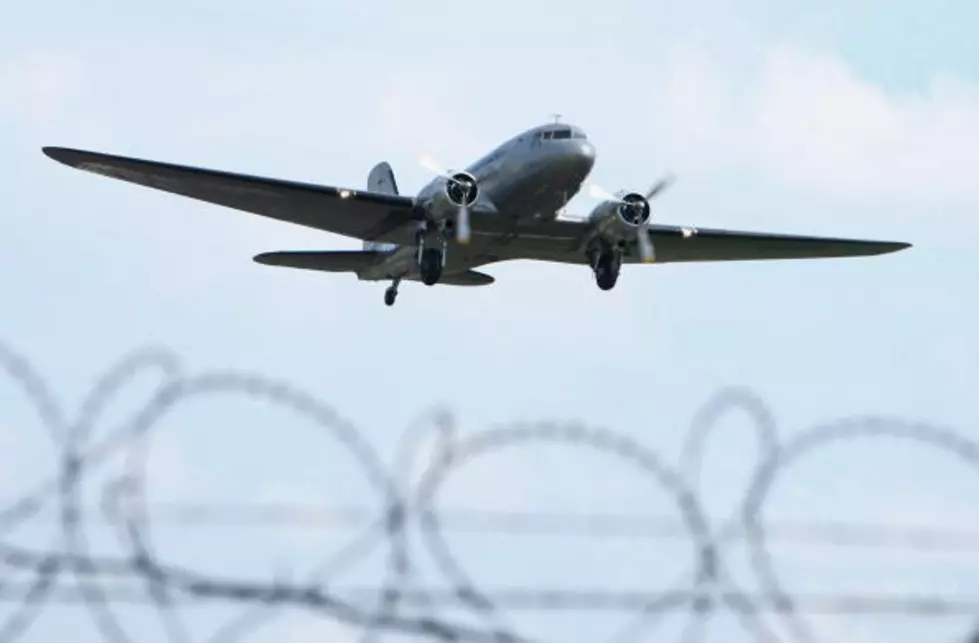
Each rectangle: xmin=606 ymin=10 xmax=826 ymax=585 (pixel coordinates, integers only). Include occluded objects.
xmin=1 ymin=340 xmax=977 ymax=643
xmin=23 ymin=502 xmax=979 ymax=550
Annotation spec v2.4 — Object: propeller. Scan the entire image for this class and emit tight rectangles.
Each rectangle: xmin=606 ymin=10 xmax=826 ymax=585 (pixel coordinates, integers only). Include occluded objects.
xmin=586 ymin=172 xmax=675 ymax=263
xmin=418 ymin=154 xmax=449 ymax=180
xmin=418 ymin=154 xmax=475 ymax=244
xmin=642 ymin=173 xmax=675 ymax=200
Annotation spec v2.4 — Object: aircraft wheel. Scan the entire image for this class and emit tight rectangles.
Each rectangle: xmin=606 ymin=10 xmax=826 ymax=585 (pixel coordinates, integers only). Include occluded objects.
xmin=419 ymin=248 xmax=443 ymax=286
xmin=384 ymin=287 xmax=397 ymax=306
xmin=595 ymin=253 xmax=619 ymax=291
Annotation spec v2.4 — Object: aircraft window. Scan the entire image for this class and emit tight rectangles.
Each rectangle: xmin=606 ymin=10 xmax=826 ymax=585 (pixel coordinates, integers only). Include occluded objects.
xmin=537 ymin=128 xmax=582 ymax=141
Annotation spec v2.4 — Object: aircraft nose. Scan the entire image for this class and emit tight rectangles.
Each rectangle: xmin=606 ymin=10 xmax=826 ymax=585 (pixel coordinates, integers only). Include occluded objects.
xmin=567 ymin=140 xmax=595 ymax=174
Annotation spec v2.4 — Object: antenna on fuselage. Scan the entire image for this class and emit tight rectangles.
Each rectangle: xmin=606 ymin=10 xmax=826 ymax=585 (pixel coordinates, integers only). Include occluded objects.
xmin=550 ymin=113 xmax=562 ymax=124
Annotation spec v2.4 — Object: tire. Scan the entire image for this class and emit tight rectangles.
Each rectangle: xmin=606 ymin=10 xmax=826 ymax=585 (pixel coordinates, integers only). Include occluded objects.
xmin=420 ymin=248 xmax=443 ymax=286
xmin=595 ymin=254 xmax=619 ymax=290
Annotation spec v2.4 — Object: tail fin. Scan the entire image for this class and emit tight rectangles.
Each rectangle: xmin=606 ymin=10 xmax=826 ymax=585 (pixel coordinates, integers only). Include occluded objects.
xmin=364 ymin=162 xmax=400 ymax=251
xmin=368 ymin=161 xmax=399 ymax=196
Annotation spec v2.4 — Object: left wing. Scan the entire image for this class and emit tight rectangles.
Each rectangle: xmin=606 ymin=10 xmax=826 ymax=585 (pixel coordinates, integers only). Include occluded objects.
xmin=478 ymin=218 xmax=910 ymax=264
xmin=42 ymin=147 xmax=423 ymax=245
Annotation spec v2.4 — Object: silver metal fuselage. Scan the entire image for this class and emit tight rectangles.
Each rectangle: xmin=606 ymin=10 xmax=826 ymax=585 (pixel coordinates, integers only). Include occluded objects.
xmin=359 ymin=123 xmax=596 ymax=281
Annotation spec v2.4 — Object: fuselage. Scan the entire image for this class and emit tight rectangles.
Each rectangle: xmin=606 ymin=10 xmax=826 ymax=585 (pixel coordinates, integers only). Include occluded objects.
xmin=361 ymin=122 xmax=596 ymax=280
xmin=418 ymin=122 xmax=595 ymax=219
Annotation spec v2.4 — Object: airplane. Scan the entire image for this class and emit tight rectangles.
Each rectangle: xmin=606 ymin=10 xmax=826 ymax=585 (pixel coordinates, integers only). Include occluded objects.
xmin=42 ymin=120 xmax=910 ymax=306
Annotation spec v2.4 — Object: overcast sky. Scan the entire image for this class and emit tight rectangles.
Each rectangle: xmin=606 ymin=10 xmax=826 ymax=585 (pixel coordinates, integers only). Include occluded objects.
xmin=2 ymin=1 xmax=979 ymax=642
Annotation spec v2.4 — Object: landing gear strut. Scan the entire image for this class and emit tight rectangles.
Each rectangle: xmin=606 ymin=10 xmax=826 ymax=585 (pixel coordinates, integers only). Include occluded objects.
xmin=593 ymin=250 xmax=621 ymax=291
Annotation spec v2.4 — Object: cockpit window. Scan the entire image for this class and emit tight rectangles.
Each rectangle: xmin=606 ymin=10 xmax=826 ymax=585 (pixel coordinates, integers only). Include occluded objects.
xmin=537 ymin=127 xmax=585 ymax=141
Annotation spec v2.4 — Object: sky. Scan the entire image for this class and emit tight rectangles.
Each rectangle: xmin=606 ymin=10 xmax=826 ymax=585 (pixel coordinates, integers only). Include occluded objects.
xmin=2 ymin=0 xmax=979 ymax=642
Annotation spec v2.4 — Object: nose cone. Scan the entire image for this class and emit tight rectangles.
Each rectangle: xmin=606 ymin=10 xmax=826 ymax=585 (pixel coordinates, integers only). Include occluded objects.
xmin=567 ymin=139 xmax=595 ymax=175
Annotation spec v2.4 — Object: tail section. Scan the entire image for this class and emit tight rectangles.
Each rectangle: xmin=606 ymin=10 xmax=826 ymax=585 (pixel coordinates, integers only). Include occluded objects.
xmin=364 ymin=162 xmax=400 ymax=251
xmin=367 ymin=161 xmax=399 ymax=196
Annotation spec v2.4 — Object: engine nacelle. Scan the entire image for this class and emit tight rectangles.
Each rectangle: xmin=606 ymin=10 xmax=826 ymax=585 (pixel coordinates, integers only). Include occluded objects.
xmin=588 ymin=192 xmax=650 ymax=238
xmin=444 ymin=171 xmax=479 ymax=208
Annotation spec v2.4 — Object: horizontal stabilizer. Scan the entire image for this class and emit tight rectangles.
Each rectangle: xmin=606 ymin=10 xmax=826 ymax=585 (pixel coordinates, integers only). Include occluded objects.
xmin=441 ymin=270 xmax=495 ymax=286
xmin=253 ymin=250 xmax=382 ymax=272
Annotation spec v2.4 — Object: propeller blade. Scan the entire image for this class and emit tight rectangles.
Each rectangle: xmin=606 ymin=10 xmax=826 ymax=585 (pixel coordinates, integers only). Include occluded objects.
xmin=586 ymin=183 xmax=625 ymax=203
xmin=419 ymin=154 xmax=452 ymax=179
xmin=644 ymin=173 xmax=675 ymax=200
xmin=636 ymin=223 xmax=655 ymax=263
xmin=457 ymin=202 xmax=471 ymax=244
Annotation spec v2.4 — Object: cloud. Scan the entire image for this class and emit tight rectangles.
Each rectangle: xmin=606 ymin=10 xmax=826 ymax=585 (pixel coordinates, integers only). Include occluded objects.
xmin=753 ymin=48 xmax=979 ymax=200
xmin=655 ymin=44 xmax=979 ymax=205
xmin=0 ymin=52 xmax=86 ymax=123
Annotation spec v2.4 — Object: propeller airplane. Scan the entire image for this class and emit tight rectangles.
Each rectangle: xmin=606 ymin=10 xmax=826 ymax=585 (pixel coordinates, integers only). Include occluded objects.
xmin=42 ymin=120 xmax=910 ymax=306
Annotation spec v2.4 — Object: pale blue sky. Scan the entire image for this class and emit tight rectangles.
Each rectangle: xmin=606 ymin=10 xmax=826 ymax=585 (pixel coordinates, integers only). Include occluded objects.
xmin=2 ymin=1 xmax=979 ymax=642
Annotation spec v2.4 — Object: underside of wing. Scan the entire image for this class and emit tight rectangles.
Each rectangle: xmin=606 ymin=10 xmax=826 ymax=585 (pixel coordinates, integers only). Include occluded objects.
xmin=253 ymin=250 xmax=384 ymax=272
xmin=489 ymin=219 xmax=911 ymax=265
xmin=439 ymin=270 xmax=496 ymax=286
xmin=254 ymin=251 xmax=494 ymax=286
xmin=43 ymin=147 xmax=422 ymax=245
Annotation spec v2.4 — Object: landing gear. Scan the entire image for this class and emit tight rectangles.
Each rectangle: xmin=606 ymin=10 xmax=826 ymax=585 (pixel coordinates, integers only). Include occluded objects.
xmin=419 ymin=248 xmax=444 ymax=286
xmin=384 ymin=277 xmax=401 ymax=306
xmin=593 ymin=250 xmax=621 ymax=291
xmin=411 ymin=218 xmax=448 ymax=287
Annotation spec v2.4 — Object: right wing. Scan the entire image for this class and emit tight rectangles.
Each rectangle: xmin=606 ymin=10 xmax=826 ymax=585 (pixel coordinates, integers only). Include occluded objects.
xmin=42 ymin=147 xmax=423 ymax=245
xmin=475 ymin=218 xmax=911 ymax=264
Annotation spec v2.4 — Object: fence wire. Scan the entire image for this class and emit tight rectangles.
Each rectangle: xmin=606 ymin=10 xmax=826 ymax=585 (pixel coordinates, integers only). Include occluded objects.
xmin=0 ymin=341 xmax=976 ymax=643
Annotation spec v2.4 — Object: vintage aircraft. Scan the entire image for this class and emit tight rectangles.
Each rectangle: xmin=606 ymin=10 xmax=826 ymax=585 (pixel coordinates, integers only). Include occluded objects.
xmin=43 ymin=120 xmax=910 ymax=306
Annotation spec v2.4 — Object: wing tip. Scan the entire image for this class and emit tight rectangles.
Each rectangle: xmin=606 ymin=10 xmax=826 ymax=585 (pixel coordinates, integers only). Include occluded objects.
xmin=42 ymin=146 xmax=82 ymax=166
xmin=253 ymin=252 xmax=282 ymax=266
xmin=872 ymin=240 xmax=912 ymax=255
xmin=828 ymin=239 xmax=911 ymax=258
